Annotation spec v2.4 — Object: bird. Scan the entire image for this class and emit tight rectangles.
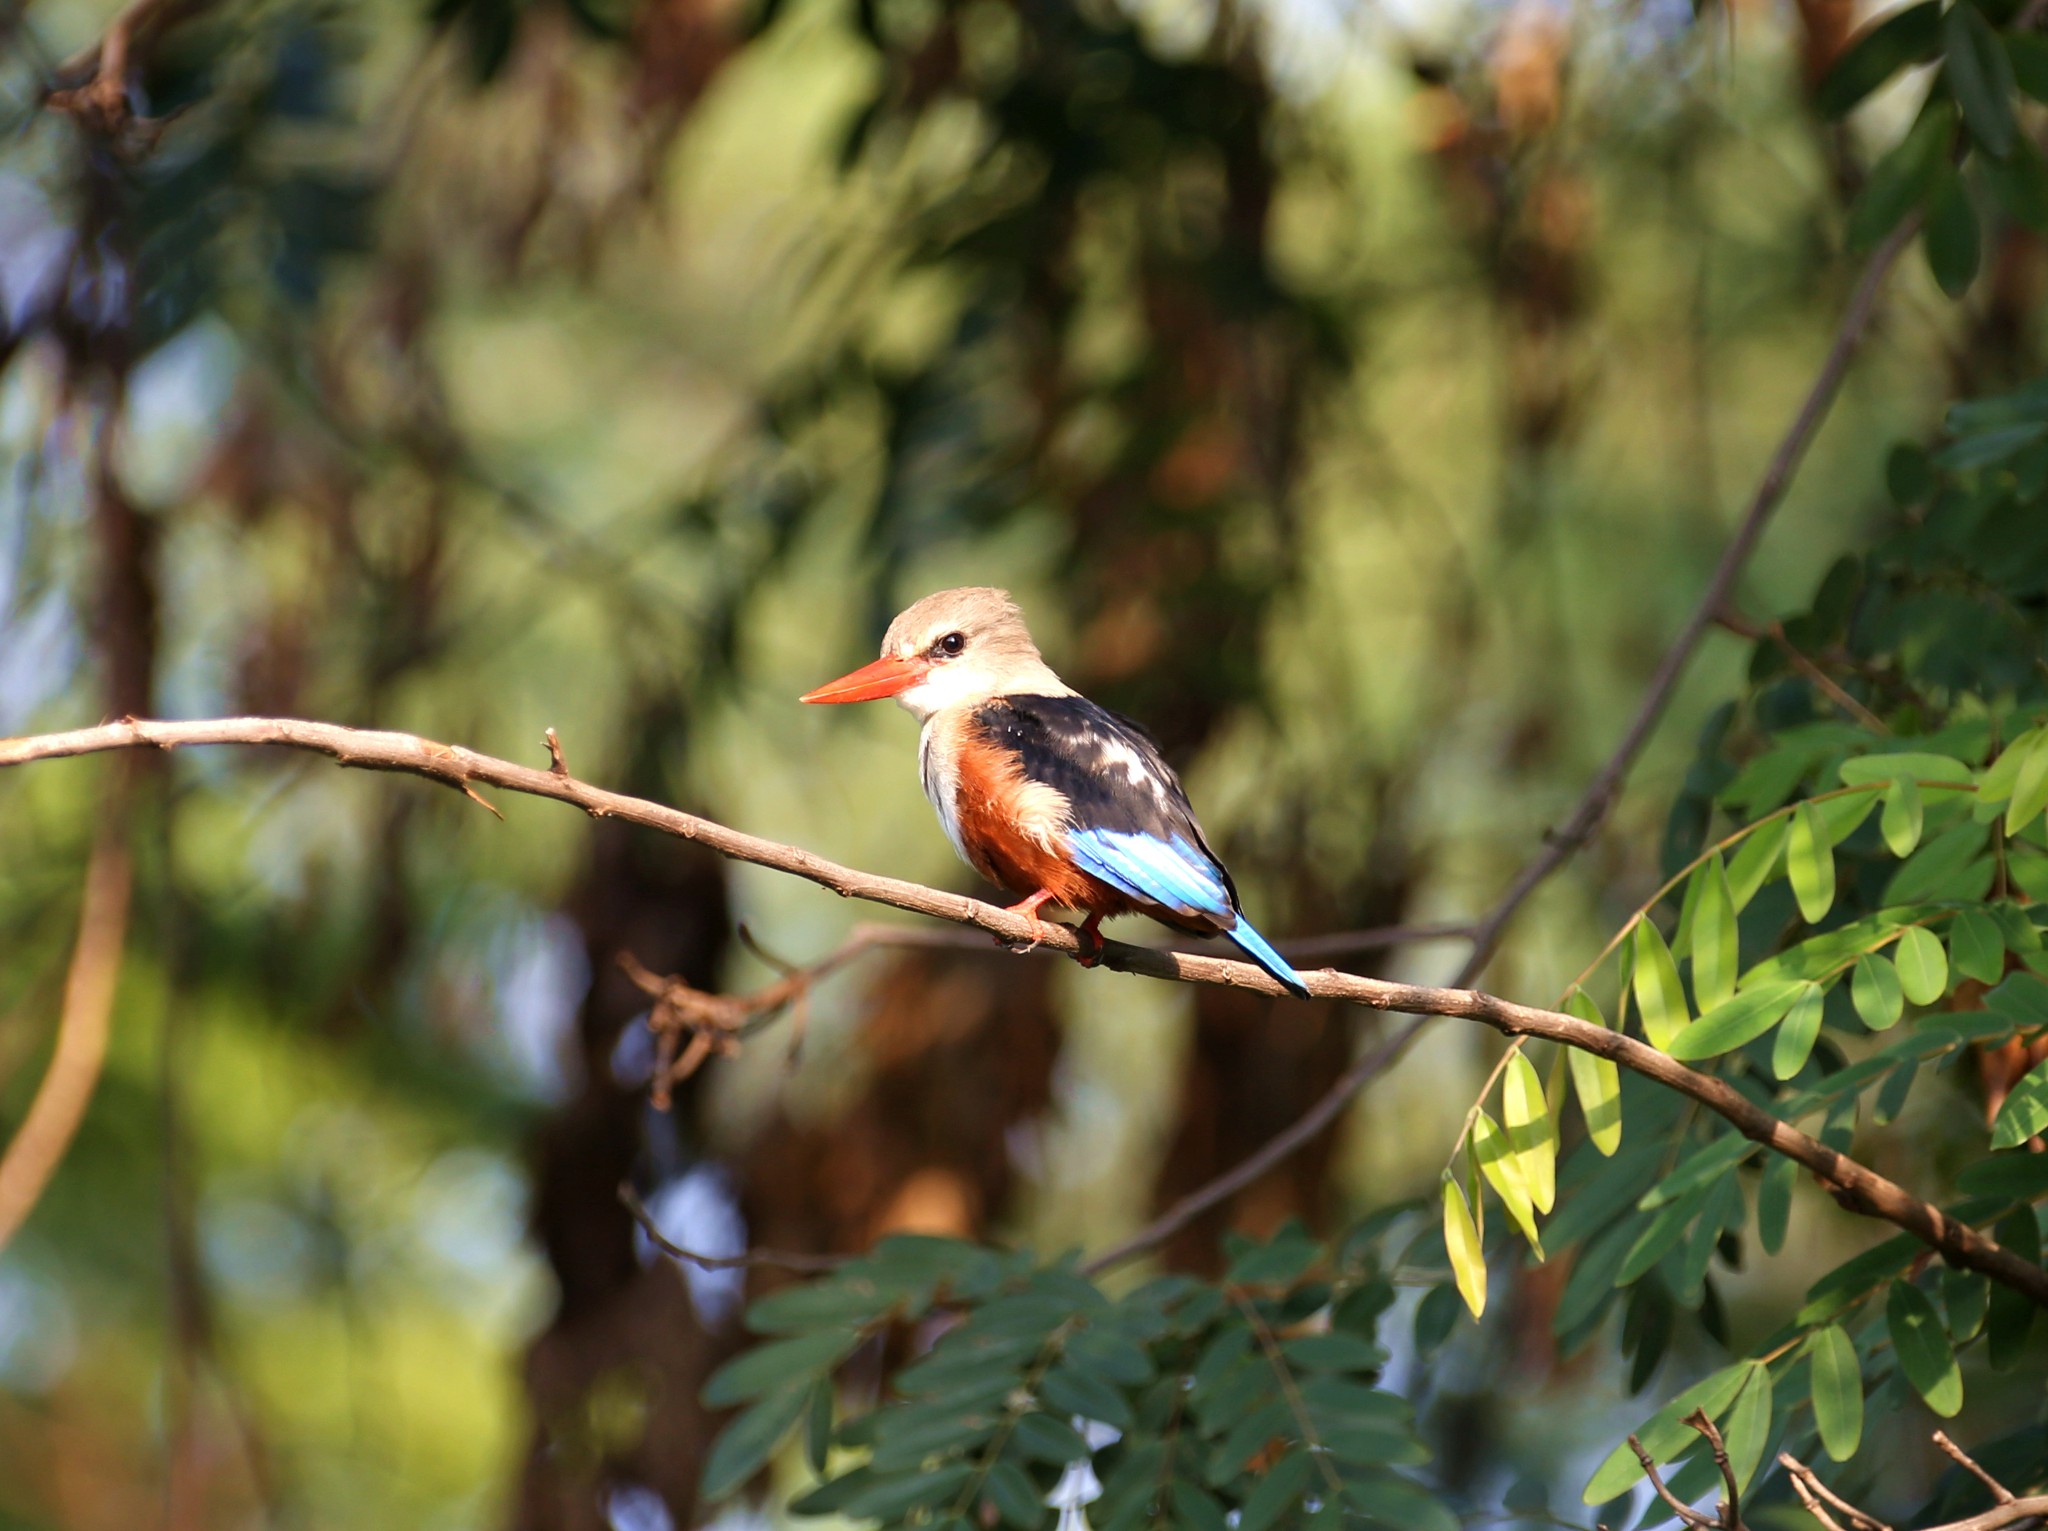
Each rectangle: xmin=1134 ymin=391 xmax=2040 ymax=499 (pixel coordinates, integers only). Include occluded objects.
xmin=801 ymin=586 xmax=1311 ymax=999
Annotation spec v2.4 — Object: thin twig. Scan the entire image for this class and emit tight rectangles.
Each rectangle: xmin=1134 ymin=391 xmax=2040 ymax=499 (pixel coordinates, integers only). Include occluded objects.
xmin=619 ymin=1183 xmax=848 ymax=1273
xmin=1778 ymin=1453 xmax=1892 ymax=1531
xmin=1714 ymin=607 xmax=1888 ymax=734
xmin=1629 ymin=1435 xmax=1718 ymax=1530
xmin=5 ymin=719 xmax=2044 ymax=1308
xmin=1685 ymin=1409 xmax=1745 ymax=1531
xmin=1934 ymin=1432 xmax=2016 ymax=1505
xmin=1081 ymin=214 xmax=1926 ymax=1268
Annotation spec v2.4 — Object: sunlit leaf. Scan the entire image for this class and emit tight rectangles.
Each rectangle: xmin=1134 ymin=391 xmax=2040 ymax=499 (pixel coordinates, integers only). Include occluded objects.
xmin=1881 ymin=775 xmax=1924 ymax=857
xmin=1471 ymin=1111 xmax=1542 ymax=1257
xmin=2008 ymin=731 xmax=2048 ymax=836
xmin=1688 ymin=855 xmax=1739 ymax=1013
xmin=1727 ymin=817 xmax=1789 ymax=910
xmin=1809 ymin=1324 xmax=1864 ymax=1461
xmin=1669 ymin=981 xmax=1805 ymax=1062
xmin=1847 ymin=102 xmax=1956 ymax=250
xmin=1789 ymin=801 xmax=1836 ymax=924
xmin=1563 ymin=991 xmax=1622 ymax=1156
xmin=1976 ymin=726 xmax=2048 ymax=803
xmin=1442 ymin=1176 xmax=1485 ymax=1319
xmin=1503 ymin=1053 xmax=1557 ymax=1214
xmin=1772 ymin=981 xmax=1828 ymax=1079
xmin=1950 ymin=906 xmax=2006 ymax=984
xmin=1852 ymin=953 xmax=1905 ymax=1031
xmin=1887 ymin=1280 xmax=1963 ymax=1416
xmin=1892 ymin=925 xmax=1948 ymax=1005
xmin=1990 ymin=1057 xmax=2048 ymax=1148
xmin=1837 ymin=752 xmax=1972 ymax=786
xmin=1580 ymin=1364 xmax=1753 ymax=1504
xmin=1632 ymin=920 xmax=1691 ymax=1051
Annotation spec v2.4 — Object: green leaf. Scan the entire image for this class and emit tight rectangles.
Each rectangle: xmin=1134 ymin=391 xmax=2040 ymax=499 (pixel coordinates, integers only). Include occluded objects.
xmin=1837 ymin=752 xmax=1973 ymax=786
xmin=1852 ymin=953 xmax=1906 ymax=1031
xmin=1990 ymin=1057 xmax=2048 ymax=1148
xmin=1280 ymin=1331 xmax=1389 ymax=1372
xmin=1957 ymin=1150 xmax=2048 ymax=1201
xmin=1892 ymin=925 xmax=1949 ymax=1005
xmin=703 ymin=1329 xmax=859 ymax=1408
xmin=1169 ymin=1478 xmax=1228 ymax=1531
xmin=2008 ymin=732 xmax=2048 ymax=835
xmin=2011 ymin=29 xmax=2048 ymax=97
xmin=983 ymin=1460 xmax=1047 ymax=1530
xmin=804 ymin=1377 xmax=833 ymax=1472
xmin=1986 ymin=969 xmax=2048 ymax=1024
xmin=845 ymin=1465 xmax=977 ymax=1521
xmin=1818 ymin=0 xmax=1941 ymax=115
xmin=1987 ymin=1207 xmax=2041 ymax=1368
xmin=1670 ymin=981 xmax=1806 ymax=1062
xmin=1340 ymin=1473 xmax=1460 ymax=1531
xmin=1885 ymin=821 xmax=1994 ymax=904
xmin=1688 ymin=855 xmax=1740 ymax=1013
xmin=1758 ymin=1154 xmax=1797 ymax=1255
xmin=1503 ymin=1052 xmax=1557 ymax=1214
xmin=1945 ymin=0 xmax=2019 ymax=158
xmin=1237 ymin=1451 xmax=1315 ymax=1531
xmin=1727 ymin=818 xmax=1789 ymax=910
xmin=1950 ymin=906 xmax=2006 ymax=984
xmin=1810 ymin=1324 xmax=1864 ymax=1461
xmin=1882 ymin=775 xmax=1925 ymax=857
xmin=1983 ymin=134 xmax=2048 ymax=232
xmin=1944 ymin=1266 xmax=1990 ymax=1343
xmin=1012 ymin=1412 xmax=1090 ymax=1465
xmin=1581 ymin=1363 xmax=1753 ymax=1503
xmin=1789 ymin=802 xmax=1837 ymax=924
xmin=1471 ymin=1111 xmax=1542 ymax=1257
xmin=1564 ymin=991 xmax=1623 ymax=1155
xmin=1977 ymin=726 xmax=2047 ymax=802
xmin=701 ymin=1379 xmax=812 ymax=1500
xmin=1847 ymin=102 xmax=1957 ymax=250
xmin=1039 ymin=1362 xmax=1134 ymax=1430
xmin=1632 ymin=920 xmax=1691 ymax=1051
xmin=1887 ymin=1280 xmax=1963 ymax=1416
xmin=1925 ymin=170 xmax=1983 ymax=296
xmin=1442 ymin=1175 xmax=1486 ymax=1319
xmin=1617 ymin=1187 xmax=1708 ymax=1287
xmin=1773 ymin=982 xmax=1828 ymax=1079
xmin=1719 ymin=1363 xmax=1772 ymax=1496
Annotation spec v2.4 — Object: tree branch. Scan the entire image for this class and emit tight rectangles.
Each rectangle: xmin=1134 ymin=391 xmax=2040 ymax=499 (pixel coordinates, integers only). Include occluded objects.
xmin=1779 ymin=1442 xmax=2048 ymax=1531
xmin=1080 ymin=212 xmax=1926 ymax=1267
xmin=0 ymin=820 xmax=133 ymax=1250
xmin=619 ymin=1183 xmax=849 ymax=1274
xmin=4 ymin=716 xmax=2044 ymax=1309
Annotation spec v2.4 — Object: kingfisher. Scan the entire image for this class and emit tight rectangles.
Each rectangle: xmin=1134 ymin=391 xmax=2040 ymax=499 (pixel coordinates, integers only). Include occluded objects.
xmin=801 ymin=587 xmax=1311 ymax=999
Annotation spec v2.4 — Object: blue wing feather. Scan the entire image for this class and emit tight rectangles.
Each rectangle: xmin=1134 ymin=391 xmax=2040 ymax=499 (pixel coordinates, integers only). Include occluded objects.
xmin=1065 ymin=827 xmax=1309 ymax=999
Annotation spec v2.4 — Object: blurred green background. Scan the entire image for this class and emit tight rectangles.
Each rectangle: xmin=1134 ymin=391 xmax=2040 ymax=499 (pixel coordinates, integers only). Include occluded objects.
xmin=0 ymin=0 xmax=2026 ymax=1523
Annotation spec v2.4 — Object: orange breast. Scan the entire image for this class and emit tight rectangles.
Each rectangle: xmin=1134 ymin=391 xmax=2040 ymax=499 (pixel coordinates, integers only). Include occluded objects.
xmin=951 ymin=736 xmax=1135 ymax=917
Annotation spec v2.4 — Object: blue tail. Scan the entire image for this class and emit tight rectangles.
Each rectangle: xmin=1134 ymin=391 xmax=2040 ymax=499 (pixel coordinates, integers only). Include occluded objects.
xmin=1225 ymin=917 xmax=1312 ymax=999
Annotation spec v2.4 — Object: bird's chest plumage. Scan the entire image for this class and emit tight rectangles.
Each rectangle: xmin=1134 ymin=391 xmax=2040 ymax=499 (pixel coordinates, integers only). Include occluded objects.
xmin=918 ymin=708 xmax=1119 ymax=911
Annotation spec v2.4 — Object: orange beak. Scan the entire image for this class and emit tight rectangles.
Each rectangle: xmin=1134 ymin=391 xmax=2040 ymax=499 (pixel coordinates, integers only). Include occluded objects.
xmin=800 ymin=653 xmax=927 ymax=704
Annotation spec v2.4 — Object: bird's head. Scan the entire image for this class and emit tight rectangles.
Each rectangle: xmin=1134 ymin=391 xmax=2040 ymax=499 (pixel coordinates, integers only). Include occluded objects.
xmin=801 ymin=586 xmax=1067 ymax=721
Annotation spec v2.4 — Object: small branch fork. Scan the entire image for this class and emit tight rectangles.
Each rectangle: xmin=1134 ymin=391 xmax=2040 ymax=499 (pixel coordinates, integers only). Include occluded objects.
xmin=1776 ymin=1436 xmax=2048 ymax=1531
xmin=4 ymin=716 xmax=2046 ymax=1309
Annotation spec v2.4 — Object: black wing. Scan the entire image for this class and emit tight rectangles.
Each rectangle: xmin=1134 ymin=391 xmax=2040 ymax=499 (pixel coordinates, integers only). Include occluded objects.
xmin=971 ymin=693 xmax=1242 ymax=919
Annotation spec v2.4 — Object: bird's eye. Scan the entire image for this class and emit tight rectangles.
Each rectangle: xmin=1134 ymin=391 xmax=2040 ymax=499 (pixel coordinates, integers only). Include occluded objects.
xmin=936 ymin=632 xmax=966 ymax=657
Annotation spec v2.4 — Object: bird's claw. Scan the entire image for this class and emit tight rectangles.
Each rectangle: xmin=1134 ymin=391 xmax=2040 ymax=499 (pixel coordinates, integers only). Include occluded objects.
xmin=1073 ymin=923 xmax=1105 ymax=968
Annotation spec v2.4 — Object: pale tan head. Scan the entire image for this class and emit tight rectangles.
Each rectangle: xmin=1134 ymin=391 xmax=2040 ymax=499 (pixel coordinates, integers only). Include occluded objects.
xmin=802 ymin=586 xmax=1071 ymax=721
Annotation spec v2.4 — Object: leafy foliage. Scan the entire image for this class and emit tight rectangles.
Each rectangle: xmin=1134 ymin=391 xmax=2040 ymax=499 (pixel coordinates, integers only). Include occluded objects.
xmin=696 ymin=1226 xmax=1453 ymax=1531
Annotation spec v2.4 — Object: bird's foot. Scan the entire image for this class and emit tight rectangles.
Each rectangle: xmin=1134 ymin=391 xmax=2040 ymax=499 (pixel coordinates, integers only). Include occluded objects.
xmin=1073 ymin=912 xmax=1106 ymax=968
xmin=998 ymin=889 xmax=1058 ymax=953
